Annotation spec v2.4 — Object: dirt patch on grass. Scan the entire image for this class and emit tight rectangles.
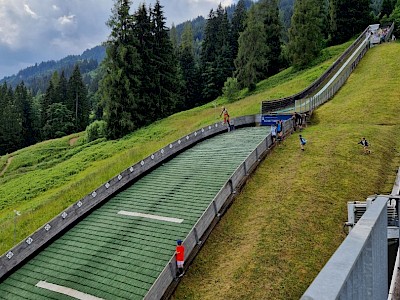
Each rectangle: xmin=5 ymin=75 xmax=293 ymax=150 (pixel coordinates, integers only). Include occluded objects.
xmin=69 ymin=137 xmax=79 ymax=146
xmin=0 ymin=156 xmax=14 ymax=176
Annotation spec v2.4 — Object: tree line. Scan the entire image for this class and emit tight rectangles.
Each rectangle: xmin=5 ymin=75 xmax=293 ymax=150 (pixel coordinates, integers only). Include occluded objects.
xmin=1 ymin=0 xmax=398 ymax=153
xmin=0 ymin=65 xmax=89 ymax=155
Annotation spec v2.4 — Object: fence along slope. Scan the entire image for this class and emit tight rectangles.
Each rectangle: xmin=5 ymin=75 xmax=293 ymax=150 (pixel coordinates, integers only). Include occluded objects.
xmin=261 ymin=25 xmax=373 ymax=114
xmin=3 ymin=116 xmax=289 ymax=298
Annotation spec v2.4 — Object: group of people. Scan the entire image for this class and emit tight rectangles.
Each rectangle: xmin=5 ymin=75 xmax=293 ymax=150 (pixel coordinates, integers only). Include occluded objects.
xmin=270 ymin=120 xmax=284 ymax=143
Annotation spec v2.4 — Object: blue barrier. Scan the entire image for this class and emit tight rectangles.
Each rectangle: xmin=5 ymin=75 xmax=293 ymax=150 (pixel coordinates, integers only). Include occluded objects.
xmin=260 ymin=114 xmax=293 ymax=126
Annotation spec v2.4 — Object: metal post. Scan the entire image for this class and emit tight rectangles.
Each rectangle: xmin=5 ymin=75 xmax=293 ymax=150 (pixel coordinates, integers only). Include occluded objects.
xmin=13 ymin=210 xmax=20 ymax=245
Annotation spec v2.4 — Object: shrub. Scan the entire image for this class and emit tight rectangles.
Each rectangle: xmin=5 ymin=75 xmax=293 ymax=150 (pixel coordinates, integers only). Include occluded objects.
xmin=85 ymin=120 xmax=107 ymax=142
xmin=222 ymin=77 xmax=239 ymax=102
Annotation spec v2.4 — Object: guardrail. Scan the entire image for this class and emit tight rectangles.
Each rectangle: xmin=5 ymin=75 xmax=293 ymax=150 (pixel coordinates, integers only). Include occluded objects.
xmin=261 ymin=26 xmax=370 ymax=114
xmin=301 ymin=166 xmax=400 ymax=300
xmin=294 ymin=37 xmax=369 ymax=113
xmin=144 ymin=118 xmax=295 ymax=299
xmin=0 ymin=115 xmax=263 ymax=280
xmin=301 ymin=196 xmax=388 ymax=300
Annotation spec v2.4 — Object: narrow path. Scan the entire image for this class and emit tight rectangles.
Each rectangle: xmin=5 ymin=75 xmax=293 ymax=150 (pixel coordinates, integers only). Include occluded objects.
xmin=69 ymin=137 xmax=79 ymax=146
xmin=0 ymin=156 xmax=14 ymax=177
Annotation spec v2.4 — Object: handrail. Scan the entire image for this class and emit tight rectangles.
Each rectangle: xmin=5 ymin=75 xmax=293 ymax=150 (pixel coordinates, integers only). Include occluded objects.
xmin=261 ymin=24 xmax=384 ymax=115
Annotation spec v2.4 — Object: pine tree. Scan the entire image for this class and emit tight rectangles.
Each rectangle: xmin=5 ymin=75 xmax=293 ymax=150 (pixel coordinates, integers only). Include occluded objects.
xmin=14 ymin=82 xmax=37 ymax=147
xmin=56 ymin=71 xmax=68 ymax=105
xmin=259 ymin=0 xmax=283 ymax=76
xmin=201 ymin=5 xmax=233 ymax=101
xmin=329 ymin=0 xmax=371 ymax=45
xmin=288 ymin=0 xmax=325 ymax=69
xmin=231 ymin=0 xmax=248 ymax=64
xmin=150 ymin=0 xmax=182 ymax=118
xmin=0 ymin=84 xmax=22 ymax=154
xmin=67 ymin=65 xmax=89 ymax=131
xmin=179 ymin=22 xmax=202 ymax=108
xmin=41 ymin=80 xmax=56 ymax=133
xmin=382 ymin=0 xmax=397 ymax=17
xmin=100 ymin=0 xmax=142 ymax=139
xmin=234 ymin=5 xmax=269 ymax=90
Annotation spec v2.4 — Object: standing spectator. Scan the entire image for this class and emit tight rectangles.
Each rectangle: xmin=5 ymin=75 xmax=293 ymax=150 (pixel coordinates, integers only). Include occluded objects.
xmin=276 ymin=120 xmax=283 ymax=141
xmin=176 ymin=239 xmax=185 ymax=277
xmin=271 ymin=124 xmax=277 ymax=143
xmin=358 ymin=137 xmax=370 ymax=154
xmin=294 ymin=112 xmax=302 ymax=128
xmin=299 ymin=135 xmax=307 ymax=151
xmin=219 ymin=106 xmax=230 ymax=127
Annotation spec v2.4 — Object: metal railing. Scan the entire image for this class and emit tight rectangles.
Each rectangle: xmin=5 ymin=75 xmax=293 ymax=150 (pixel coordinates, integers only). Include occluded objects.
xmin=262 ymin=23 xmax=394 ymax=115
xmin=302 ymin=167 xmax=400 ymax=300
xmin=301 ymin=196 xmax=389 ymax=300
xmin=294 ymin=37 xmax=369 ymax=113
xmin=261 ymin=26 xmax=370 ymax=114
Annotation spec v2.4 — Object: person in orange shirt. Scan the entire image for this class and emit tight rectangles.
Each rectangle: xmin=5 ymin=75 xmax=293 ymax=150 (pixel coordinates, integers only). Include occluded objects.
xmin=219 ymin=106 xmax=230 ymax=127
xmin=176 ymin=239 xmax=185 ymax=277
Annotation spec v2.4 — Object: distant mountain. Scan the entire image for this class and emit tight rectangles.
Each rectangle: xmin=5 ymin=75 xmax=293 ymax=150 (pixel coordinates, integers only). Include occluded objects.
xmin=0 ymin=0 xmax=294 ymax=96
xmin=0 ymin=46 xmax=106 ymax=95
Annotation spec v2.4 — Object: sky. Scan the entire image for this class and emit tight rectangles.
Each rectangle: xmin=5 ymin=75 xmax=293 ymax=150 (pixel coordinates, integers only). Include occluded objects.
xmin=0 ymin=0 xmax=235 ymax=79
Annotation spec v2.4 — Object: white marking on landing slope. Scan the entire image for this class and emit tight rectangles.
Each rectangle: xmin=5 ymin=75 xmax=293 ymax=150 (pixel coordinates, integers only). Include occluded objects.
xmin=118 ymin=211 xmax=184 ymax=223
xmin=36 ymin=281 xmax=104 ymax=300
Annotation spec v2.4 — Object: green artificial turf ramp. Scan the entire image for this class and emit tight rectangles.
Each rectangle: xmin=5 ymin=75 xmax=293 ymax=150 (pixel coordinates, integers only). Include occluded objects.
xmin=0 ymin=127 xmax=269 ymax=300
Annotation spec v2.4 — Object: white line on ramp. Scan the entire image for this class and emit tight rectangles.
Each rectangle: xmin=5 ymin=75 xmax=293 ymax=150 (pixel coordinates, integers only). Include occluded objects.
xmin=118 ymin=211 xmax=184 ymax=223
xmin=36 ymin=281 xmax=104 ymax=300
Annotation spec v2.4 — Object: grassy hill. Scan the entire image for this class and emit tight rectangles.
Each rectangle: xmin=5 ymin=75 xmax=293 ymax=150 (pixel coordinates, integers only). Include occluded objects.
xmin=1 ymin=41 xmax=399 ymax=298
xmin=171 ymin=42 xmax=400 ymax=299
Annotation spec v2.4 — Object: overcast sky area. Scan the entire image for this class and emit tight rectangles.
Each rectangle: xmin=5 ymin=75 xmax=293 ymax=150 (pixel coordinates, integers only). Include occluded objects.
xmin=0 ymin=0 xmax=235 ymax=79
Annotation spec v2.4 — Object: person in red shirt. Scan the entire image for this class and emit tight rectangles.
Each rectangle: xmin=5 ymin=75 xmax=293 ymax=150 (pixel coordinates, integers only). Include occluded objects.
xmin=176 ymin=239 xmax=185 ymax=277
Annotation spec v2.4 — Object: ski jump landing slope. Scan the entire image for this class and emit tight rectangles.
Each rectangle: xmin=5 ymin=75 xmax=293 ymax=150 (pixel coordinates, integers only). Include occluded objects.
xmin=0 ymin=127 xmax=270 ymax=300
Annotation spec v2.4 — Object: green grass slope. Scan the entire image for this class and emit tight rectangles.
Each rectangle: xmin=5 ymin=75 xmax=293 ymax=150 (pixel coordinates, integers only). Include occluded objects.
xmin=0 ymin=42 xmax=352 ymax=255
xmin=172 ymin=43 xmax=400 ymax=299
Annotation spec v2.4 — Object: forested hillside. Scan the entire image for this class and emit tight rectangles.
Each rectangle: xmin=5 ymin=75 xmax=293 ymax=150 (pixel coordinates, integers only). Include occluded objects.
xmin=0 ymin=0 xmax=398 ymax=155
xmin=0 ymin=46 xmax=105 ymax=95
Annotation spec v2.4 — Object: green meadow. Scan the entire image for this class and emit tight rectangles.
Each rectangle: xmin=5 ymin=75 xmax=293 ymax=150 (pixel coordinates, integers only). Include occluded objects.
xmin=1 ymin=41 xmax=399 ymax=299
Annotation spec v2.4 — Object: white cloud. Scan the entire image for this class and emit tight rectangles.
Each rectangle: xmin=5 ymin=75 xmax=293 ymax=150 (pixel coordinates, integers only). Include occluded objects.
xmin=58 ymin=14 xmax=75 ymax=26
xmin=24 ymin=4 xmax=38 ymax=19
xmin=0 ymin=0 xmax=239 ymax=78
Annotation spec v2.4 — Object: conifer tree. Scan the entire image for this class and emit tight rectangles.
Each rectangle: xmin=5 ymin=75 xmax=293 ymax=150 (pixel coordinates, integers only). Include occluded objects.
xmin=56 ymin=71 xmax=68 ymax=105
xmin=100 ymin=0 xmax=142 ymax=139
xmin=381 ymin=0 xmax=396 ymax=17
xmin=133 ymin=3 xmax=155 ymax=124
xmin=0 ymin=84 xmax=20 ymax=154
xmin=234 ymin=5 xmax=269 ymax=90
xmin=201 ymin=5 xmax=233 ymax=101
xmin=150 ymin=0 xmax=182 ymax=118
xmin=179 ymin=22 xmax=202 ymax=108
xmin=259 ymin=0 xmax=283 ymax=76
xmin=41 ymin=80 xmax=56 ymax=132
xmin=14 ymin=82 xmax=37 ymax=147
xmin=67 ymin=65 xmax=90 ymax=131
xmin=329 ymin=0 xmax=371 ymax=45
xmin=288 ymin=0 xmax=325 ymax=69
xmin=231 ymin=0 xmax=248 ymax=65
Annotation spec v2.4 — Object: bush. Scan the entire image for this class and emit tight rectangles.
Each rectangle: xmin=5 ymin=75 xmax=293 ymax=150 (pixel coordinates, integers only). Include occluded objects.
xmin=222 ymin=77 xmax=239 ymax=102
xmin=85 ymin=120 xmax=107 ymax=142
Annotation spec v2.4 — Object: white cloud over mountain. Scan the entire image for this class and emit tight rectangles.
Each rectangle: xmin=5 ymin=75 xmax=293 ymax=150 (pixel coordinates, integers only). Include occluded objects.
xmin=0 ymin=0 xmax=236 ymax=79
